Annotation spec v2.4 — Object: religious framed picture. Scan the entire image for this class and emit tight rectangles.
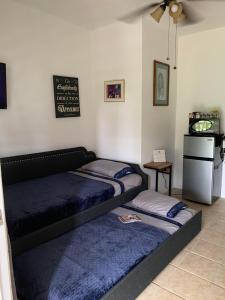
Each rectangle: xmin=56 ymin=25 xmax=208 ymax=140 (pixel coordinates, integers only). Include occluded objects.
xmin=53 ymin=75 xmax=80 ymax=118
xmin=153 ymin=60 xmax=170 ymax=106
xmin=104 ymin=79 xmax=125 ymax=102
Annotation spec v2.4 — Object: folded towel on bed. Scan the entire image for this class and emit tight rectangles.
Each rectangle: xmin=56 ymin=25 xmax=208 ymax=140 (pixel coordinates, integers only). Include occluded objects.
xmin=131 ymin=190 xmax=187 ymax=218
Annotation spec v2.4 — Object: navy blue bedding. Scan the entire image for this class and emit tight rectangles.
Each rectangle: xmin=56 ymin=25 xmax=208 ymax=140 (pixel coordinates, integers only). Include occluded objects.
xmin=4 ymin=172 xmax=121 ymax=240
xmin=13 ymin=213 xmax=170 ymax=300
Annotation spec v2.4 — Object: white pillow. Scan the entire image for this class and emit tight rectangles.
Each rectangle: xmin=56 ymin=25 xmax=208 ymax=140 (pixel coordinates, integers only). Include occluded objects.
xmin=81 ymin=159 xmax=134 ymax=179
xmin=131 ymin=190 xmax=187 ymax=218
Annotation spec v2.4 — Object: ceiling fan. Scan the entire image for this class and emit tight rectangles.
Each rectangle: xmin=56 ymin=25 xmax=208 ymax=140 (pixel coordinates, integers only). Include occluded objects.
xmin=151 ymin=0 xmax=187 ymax=24
xmin=119 ymin=0 xmax=224 ymax=69
xmin=121 ymin=0 xmax=224 ymax=26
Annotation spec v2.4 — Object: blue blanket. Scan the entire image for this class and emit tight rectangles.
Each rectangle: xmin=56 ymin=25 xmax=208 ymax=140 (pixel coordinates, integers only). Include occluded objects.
xmin=13 ymin=213 xmax=170 ymax=300
xmin=4 ymin=172 xmax=119 ymax=240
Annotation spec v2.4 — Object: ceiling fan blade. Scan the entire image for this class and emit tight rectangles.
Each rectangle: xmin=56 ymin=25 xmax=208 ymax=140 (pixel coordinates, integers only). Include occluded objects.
xmin=118 ymin=2 xmax=163 ymax=23
xmin=178 ymin=2 xmax=204 ymax=26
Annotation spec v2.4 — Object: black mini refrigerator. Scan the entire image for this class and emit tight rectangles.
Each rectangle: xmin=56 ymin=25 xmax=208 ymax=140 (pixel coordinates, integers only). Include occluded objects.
xmin=183 ymin=134 xmax=223 ymax=205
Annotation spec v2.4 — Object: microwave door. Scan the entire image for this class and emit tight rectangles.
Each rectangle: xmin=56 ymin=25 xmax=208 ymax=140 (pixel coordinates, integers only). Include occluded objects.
xmin=189 ymin=118 xmax=220 ymax=134
xmin=192 ymin=120 xmax=212 ymax=133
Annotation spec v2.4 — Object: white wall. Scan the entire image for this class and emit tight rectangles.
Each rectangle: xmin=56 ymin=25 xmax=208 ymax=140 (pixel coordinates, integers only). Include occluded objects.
xmin=141 ymin=17 xmax=177 ymax=190
xmin=91 ymin=21 xmax=143 ymax=163
xmin=0 ymin=0 xmax=95 ymax=157
xmin=0 ymin=0 xmax=178 ymax=173
xmin=91 ymin=17 xmax=177 ymax=178
xmin=174 ymin=27 xmax=225 ymax=196
xmin=0 ymin=2 xmax=97 ymax=298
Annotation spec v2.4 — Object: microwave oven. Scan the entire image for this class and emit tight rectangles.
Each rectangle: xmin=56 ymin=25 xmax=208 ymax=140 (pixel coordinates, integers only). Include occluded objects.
xmin=189 ymin=118 xmax=220 ymax=135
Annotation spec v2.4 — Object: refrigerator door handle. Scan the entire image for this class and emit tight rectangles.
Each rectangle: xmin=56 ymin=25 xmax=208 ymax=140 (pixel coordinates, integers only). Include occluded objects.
xmin=183 ymin=155 xmax=214 ymax=162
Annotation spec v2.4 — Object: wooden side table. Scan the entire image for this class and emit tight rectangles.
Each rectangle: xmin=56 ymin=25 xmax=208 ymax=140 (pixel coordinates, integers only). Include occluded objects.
xmin=143 ymin=162 xmax=173 ymax=196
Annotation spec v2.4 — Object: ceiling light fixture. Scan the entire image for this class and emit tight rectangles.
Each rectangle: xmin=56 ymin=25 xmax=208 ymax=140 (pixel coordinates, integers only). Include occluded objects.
xmin=171 ymin=3 xmax=179 ymax=13
xmin=169 ymin=1 xmax=183 ymax=24
xmin=174 ymin=12 xmax=186 ymax=24
xmin=150 ymin=5 xmax=166 ymax=23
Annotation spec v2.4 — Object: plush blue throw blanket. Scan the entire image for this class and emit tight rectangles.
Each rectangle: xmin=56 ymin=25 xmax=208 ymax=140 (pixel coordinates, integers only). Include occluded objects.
xmin=13 ymin=213 xmax=170 ymax=300
xmin=4 ymin=172 xmax=117 ymax=240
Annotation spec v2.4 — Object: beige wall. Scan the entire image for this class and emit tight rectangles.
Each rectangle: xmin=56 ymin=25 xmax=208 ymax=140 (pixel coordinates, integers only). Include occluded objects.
xmin=0 ymin=282 xmax=2 ymax=300
xmin=91 ymin=17 xmax=177 ymax=176
xmin=0 ymin=0 xmax=178 ymax=171
xmin=141 ymin=17 xmax=177 ymax=190
xmin=174 ymin=27 xmax=225 ymax=196
xmin=0 ymin=0 xmax=95 ymax=158
xmin=91 ymin=21 xmax=143 ymax=163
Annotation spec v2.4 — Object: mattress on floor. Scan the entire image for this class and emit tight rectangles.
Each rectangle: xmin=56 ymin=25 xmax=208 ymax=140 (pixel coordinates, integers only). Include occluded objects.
xmin=4 ymin=171 xmax=141 ymax=241
xmin=113 ymin=204 xmax=196 ymax=235
xmin=118 ymin=190 xmax=196 ymax=234
xmin=13 ymin=212 xmax=169 ymax=300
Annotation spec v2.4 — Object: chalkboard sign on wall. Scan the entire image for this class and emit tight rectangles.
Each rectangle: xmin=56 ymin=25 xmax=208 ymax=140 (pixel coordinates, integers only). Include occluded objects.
xmin=53 ymin=75 xmax=80 ymax=118
xmin=0 ymin=63 xmax=7 ymax=109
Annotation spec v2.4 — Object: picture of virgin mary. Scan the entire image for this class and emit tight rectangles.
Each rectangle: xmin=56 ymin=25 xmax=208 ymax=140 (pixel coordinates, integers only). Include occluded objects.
xmin=154 ymin=60 xmax=170 ymax=106
xmin=157 ymin=72 xmax=165 ymax=101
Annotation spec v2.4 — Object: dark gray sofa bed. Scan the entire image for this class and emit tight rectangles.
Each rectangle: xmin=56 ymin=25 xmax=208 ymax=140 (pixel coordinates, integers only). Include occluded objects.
xmin=1 ymin=146 xmax=148 ymax=255
xmin=1 ymin=146 xmax=201 ymax=300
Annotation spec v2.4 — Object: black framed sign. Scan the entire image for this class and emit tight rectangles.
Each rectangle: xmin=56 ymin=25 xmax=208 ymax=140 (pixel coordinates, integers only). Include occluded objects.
xmin=53 ymin=75 xmax=80 ymax=118
xmin=0 ymin=63 xmax=7 ymax=109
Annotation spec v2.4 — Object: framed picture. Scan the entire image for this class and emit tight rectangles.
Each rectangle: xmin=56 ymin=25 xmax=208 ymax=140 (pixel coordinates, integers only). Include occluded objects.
xmin=0 ymin=63 xmax=7 ymax=109
xmin=153 ymin=60 xmax=170 ymax=106
xmin=104 ymin=79 xmax=125 ymax=102
xmin=53 ymin=75 xmax=80 ymax=118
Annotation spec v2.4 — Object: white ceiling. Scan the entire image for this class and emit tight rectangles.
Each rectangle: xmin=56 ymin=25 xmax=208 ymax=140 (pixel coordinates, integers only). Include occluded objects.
xmin=14 ymin=0 xmax=225 ymax=35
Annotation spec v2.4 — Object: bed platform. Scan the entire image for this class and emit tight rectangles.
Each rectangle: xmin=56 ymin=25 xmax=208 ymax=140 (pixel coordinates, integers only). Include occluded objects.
xmin=105 ymin=205 xmax=201 ymax=300
xmin=1 ymin=147 xmax=148 ymax=256
xmin=13 ymin=202 xmax=202 ymax=300
xmin=1 ymin=147 xmax=201 ymax=300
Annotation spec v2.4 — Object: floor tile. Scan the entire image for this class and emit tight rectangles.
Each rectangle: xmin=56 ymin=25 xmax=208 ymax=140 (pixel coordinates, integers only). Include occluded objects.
xmin=154 ymin=265 xmax=225 ymax=300
xmin=184 ymin=237 xmax=199 ymax=251
xmin=205 ymin=219 xmax=225 ymax=235
xmin=170 ymin=250 xmax=189 ymax=267
xmin=197 ymin=228 xmax=225 ymax=247
xmin=201 ymin=212 xmax=215 ymax=228
xmin=137 ymin=283 xmax=184 ymax=300
xmin=190 ymin=239 xmax=225 ymax=265
xmin=176 ymin=252 xmax=225 ymax=288
xmin=211 ymin=199 xmax=225 ymax=213
xmin=204 ymin=210 xmax=225 ymax=223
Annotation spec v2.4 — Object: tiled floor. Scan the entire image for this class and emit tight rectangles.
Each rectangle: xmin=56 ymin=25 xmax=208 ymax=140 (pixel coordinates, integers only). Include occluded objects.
xmin=136 ymin=196 xmax=225 ymax=300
